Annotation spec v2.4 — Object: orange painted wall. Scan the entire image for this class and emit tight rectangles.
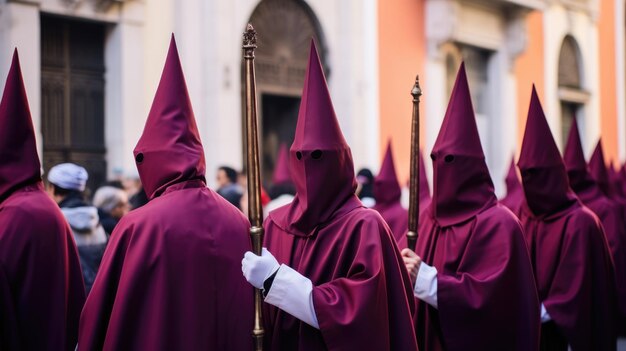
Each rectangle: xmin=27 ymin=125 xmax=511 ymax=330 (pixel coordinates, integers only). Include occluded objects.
xmin=378 ymin=0 xmax=425 ymax=182
xmin=598 ymin=0 xmax=619 ymax=164
xmin=515 ymin=11 xmax=544 ymax=156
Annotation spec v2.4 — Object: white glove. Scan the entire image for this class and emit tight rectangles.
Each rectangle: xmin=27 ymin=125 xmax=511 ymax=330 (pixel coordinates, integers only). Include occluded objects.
xmin=265 ymin=264 xmax=320 ymax=329
xmin=242 ymin=247 xmax=280 ymax=289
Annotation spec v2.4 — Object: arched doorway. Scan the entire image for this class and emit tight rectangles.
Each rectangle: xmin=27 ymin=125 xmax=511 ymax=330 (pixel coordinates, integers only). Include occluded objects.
xmin=243 ymin=0 xmax=327 ymax=187
xmin=558 ymin=35 xmax=588 ymax=147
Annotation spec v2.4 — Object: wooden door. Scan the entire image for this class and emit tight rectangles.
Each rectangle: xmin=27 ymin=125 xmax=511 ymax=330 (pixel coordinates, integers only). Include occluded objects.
xmin=41 ymin=15 xmax=106 ymax=193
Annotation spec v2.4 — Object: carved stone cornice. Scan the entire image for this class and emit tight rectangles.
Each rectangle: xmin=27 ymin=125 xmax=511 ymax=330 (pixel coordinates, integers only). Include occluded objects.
xmin=426 ymin=0 xmax=540 ymax=69
xmin=93 ymin=0 xmax=124 ymax=12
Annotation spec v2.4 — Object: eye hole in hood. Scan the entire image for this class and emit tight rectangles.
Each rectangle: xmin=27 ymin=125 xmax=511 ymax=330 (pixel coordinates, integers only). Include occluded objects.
xmin=133 ymin=35 xmax=206 ymax=200
xmin=270 ymin=40 xmax=358 ymax=236
xmin=429 ymin=62 xmax=496 ymax=227
xmin=518 ymin=85 xmax=577 ymax=216
xmin=311 ymin=150 xmax=322 ymax=160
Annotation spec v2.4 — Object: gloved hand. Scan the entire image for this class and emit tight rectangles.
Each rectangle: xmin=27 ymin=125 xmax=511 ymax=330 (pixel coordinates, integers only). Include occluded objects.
xmin=242 ymin=247 xmax=280 ymax=289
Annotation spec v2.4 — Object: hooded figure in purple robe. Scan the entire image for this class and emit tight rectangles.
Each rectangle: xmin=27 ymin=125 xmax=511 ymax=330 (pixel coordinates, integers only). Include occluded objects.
xmin=608 ymin=164 xmax=624 ymax=198
xmin=0 ymin=50 xmax=85 ymax=350
xmin=373 ymin=140 xmax=409 ymax=242
xmin=564 ymin=119 xmax=626 ymax=333
xmin=517 ymin=87 xmax=616 ymax=350
xmin=396 ymin=149 xmax=432 ymax=250
xmin=78 ymin=37 xmax=254 ymax=350
xmin=500 ymin=157 xmax=524 ymax=215
xmin=615 ymin=165 xmax=626 ymax=197
xmin=402 ymin=63 xmax=540 ymax=351
xmin=418 ymin=149 xmax=432 ymax=209
xmin=589 ymin=141 xmax=626 ymax=221
xmin=589 ymin=141 xmax=615 ymax=197
xmin=241 ymin=40 xmax=418 ymax=351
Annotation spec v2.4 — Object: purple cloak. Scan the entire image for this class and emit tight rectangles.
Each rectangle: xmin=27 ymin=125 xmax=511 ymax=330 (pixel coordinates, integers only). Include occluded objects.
xmin=263 ymin=41 xmax=418 ymax=351
xmin=564 ymin=119 xmax=626 ymax=332
xmin=373 ymin=140 xmax=409 ymax=242
xmin=78 ymin=37 xmax=254 ymax=350
xmin=518 ymin=87 xmax=616 ymax=350
xmin=500 ymin=157 xmax=524 ymax=215
xmin=0 ymin=51 xmax=85 ymax=350
xmin=414 ymin=64 xmax=540 ymax=351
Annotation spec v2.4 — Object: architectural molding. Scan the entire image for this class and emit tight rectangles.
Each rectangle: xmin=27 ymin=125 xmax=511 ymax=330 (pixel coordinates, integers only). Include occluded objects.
xmin=426 ymin=0 xmax=542 ymax=65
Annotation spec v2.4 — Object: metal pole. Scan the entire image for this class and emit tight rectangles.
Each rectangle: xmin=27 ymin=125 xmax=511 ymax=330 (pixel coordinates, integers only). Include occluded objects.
xmin=243 ymin=23 xmax=264 ymax=351
xmin=407 ymin=75 xmax=422 ymax=252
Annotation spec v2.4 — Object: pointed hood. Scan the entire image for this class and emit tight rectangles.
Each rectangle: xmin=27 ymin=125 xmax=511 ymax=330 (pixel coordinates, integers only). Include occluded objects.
xmin=419 ymin=149 xmax=431 ymax=205
xmin=374 ymin=140 xmax=402 ymax=205
xmin=271 ymin=40 xmax=358 ymax=236
xmin=617 ymin=164 xmax=626 ymax=197
xmin=430 ymin=63 xmax=496 ymax=226
xmin=504 ymin=157 xmax=521 ymax=195
xmin=609 ymin=163 xmax=625 ymax=197
xmin=500 ymin=156 xmax=523 ymax=214
xmin=563 ymin=118 xmax=588 ymax=171
xmin=0 ymin=50 xmax=41 ymax=202
xmin=589 ymin=140 xmax=612 ymax=196
xmin=272 ymin=143 xmax=292 ymax=185
xmin=518 ymin=86 xmax=576 ymax=216
xmin=563 ymin=118 xmax=601 ymax=196
xmin=134 ymin=36 xmax=205 ymax=200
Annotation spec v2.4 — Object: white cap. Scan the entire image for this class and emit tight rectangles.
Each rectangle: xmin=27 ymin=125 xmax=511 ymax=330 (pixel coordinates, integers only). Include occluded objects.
xmin=47 ymin=163 xmax=88 ymax=191
xmin=93 ymin=186 xmax=127 ymax=212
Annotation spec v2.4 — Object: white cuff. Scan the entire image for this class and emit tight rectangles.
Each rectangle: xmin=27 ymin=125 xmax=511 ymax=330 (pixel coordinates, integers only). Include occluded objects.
xmin=264 ymin=264 xmax=320 ymax=329
xmin=540 ymin=303 xmax=551 ymax=323
xmin=414 ymin=262 xmax=438 ymax=308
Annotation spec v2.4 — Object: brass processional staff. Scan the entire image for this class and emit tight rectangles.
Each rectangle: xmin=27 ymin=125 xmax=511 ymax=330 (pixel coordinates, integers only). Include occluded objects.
xmin=243 ymin=24 xmax=265 ymax=351
xmin=407 ymin=76 xmax=422 ymax=252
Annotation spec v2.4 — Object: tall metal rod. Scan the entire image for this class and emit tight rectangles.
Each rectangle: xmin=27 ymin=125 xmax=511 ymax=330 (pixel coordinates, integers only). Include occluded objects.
xmin=243 ymin=23 xmax=264 ymax=351
xmin=407 ymin=75 xmax=422 ymax=252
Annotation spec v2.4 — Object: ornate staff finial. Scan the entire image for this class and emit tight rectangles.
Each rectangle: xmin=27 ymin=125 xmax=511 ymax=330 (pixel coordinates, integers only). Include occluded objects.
xmin=407 ymin=74 xmax=423 ymax=252
xmin=243 ymin=24 xmax=257 ymax=58
xmin=411 ymin=75 xmax=422 ymax=102
xmin=242 ymin=22 xmax=264 ymax=351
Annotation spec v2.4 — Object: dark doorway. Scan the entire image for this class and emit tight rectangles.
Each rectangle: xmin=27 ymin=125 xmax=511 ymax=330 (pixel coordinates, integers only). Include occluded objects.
xmin=41 ymin=15 xmax=107 ymax=193
xmin=261 ymin=94 xmax=300 ymax=186
xmin=561 ymin=102 xmax=581 ymax=146
xmin=243 ymin=0 xmax=327 ymax=186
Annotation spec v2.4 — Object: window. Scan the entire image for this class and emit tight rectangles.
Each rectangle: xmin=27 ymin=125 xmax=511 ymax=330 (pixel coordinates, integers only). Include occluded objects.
xmin=558 ymin=35 xmax=588 ymax=146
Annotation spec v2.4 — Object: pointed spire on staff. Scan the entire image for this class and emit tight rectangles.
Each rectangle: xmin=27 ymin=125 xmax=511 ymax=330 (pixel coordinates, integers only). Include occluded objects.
xmin=407 ymin=75 xmax=422 ymax=251
xmin=242 ymin=23 xmax=264 ymax=351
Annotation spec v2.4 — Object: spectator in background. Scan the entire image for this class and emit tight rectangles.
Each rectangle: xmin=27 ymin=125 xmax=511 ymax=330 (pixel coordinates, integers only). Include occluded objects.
xmin=47 ymin=163 xmax=107 ymax=294
xmin=104 ymin=179 xmax=124 ymax=190
xmin=93 ymin=185 xmax=130 ymax=235
xmin=265 ymin=144 xmax=296 ymax=218
xmin=356 ymin=168 xmax=375 ymax=207
xmin=216 ymin=165 xmax=244 ymax=209
xmin=238 ymin=171 xmax=270 ymax=217
xmin=130 ymin=186 xmax=149 ymax=210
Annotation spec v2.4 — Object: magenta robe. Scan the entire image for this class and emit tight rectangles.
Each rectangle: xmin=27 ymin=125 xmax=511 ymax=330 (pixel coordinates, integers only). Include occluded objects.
xmin=500 ymin=158 xmax=524 ymax=215
xmin=564 ymin=120 xmax=626 ymax=332
xmin=0 ymin=184 xmax=86 ymax=351
xmin=373 ymin=142 xmax=408 ymax=242
xmin=78 ymin=181 xmax=253 ymax=350
xmin=413 ymin=64 xmax=539 ymax=351
xmin=0 ymin=51 xmax=85 ymax=351
xmin=264 ymin=196 xmax=417 ymax=350
xmin=519 ymin=203 xmax=616 ymax=350
xmin=415 ymin=203 xmax=540 ymax=351
xmin=373 ymin=201 xmax=408 ymax=243
xmin=518 ymin=86 xmax=617 ymax=349
xmin=78 ymin=37 xmax=254 ymax=350
xmin=262 ymin=41 xmax=417 ymax=351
